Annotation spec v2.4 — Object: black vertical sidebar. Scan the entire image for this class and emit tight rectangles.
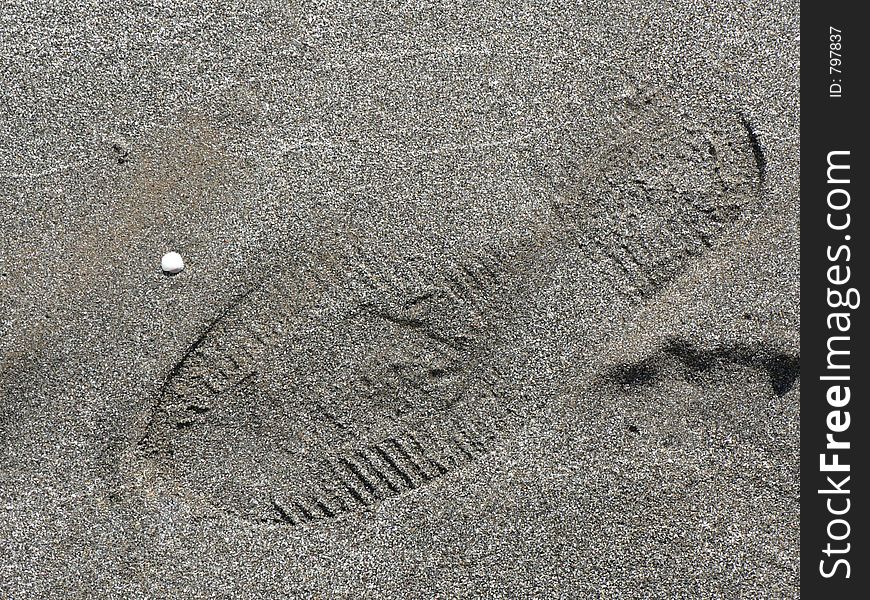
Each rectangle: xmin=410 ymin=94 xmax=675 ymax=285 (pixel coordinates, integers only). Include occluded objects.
xmin=801 ymin=2 xmax=868 ymax=597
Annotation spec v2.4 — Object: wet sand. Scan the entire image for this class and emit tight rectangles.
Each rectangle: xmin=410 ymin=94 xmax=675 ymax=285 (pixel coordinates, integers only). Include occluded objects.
xmin=1 ymin=1 xmax=799 ymax=597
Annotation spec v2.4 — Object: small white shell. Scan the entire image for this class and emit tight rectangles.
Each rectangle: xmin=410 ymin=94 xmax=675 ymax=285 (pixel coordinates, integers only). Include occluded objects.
xmin=161 ymin=252 xmax=185 ymax=274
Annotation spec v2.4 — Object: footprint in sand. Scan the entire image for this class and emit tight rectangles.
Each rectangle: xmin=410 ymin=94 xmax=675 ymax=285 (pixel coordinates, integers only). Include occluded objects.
xmin=137 ymin=89 xmax=764 ymax=526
